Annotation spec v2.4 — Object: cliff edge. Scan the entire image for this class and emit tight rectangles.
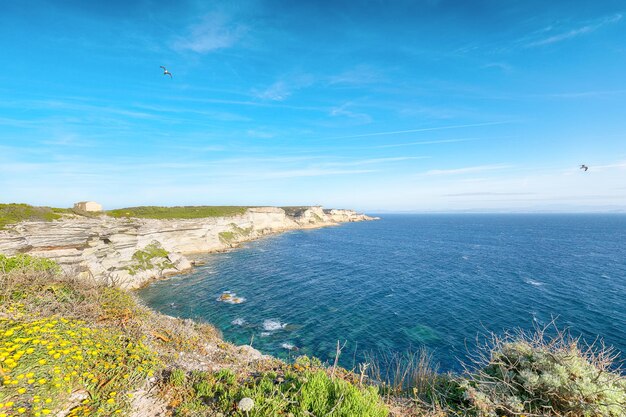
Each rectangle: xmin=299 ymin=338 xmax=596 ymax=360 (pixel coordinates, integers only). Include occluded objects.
xmin=0 ymin=206 xmax=376 ymax=288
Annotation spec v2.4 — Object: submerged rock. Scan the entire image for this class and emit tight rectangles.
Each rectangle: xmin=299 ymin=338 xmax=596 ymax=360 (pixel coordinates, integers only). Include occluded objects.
xmin=217 ymin=291 xmax=245 ymax=304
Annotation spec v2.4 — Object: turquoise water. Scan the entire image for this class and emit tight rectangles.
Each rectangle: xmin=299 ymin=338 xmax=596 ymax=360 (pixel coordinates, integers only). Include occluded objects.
xmin=137 ymin=214 xmax=626 ymax=372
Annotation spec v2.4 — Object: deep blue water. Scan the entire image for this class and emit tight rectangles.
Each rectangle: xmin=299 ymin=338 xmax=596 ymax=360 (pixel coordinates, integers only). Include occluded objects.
xmin=137 ymin=215 xmax=626 ymax=372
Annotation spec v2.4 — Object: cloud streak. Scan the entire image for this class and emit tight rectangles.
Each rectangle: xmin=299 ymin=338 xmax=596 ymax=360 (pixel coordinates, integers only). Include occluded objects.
xmin=172 ymin=13 xmax=247 ymax=53
xmin=328 ymin=121 xmax=511 ymax=140
xmin=526 ymin=14 xmax=622 ymax=47
xmin=253 ymin=81 xmax=292 ymax=101
xmin=425 ymin=164 xmax=513 ymax=176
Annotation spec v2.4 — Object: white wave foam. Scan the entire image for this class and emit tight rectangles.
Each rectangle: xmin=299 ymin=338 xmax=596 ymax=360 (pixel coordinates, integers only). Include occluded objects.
xmin=281 ymin=342 xmax=297 ymax=351
xmin=263 ymin=319 xmax=287 ymax=331
xmin=223 ymin=297 xmax=246 ymax=304
xmin=524 ymin=278 xmax=544 ymax=287
xmin=260 ymin=332 xmax=271 ymax=337
xmin=231 ymin=318 xmax=246 ymax=326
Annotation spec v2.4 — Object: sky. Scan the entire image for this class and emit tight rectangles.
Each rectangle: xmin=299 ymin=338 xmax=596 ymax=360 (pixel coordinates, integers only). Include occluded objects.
xmin=1 ymin=0 xmax=625 ymax=212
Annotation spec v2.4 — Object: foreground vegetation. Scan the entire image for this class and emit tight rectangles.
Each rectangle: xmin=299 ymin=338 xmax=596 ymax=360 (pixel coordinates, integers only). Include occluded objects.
xmin=1 ymin=254 xmax=625 ymax=416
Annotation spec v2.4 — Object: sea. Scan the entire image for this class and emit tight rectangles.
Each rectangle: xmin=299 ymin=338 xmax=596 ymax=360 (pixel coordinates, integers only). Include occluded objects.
xmin=137 ymin=214 xmax=626 ymax=372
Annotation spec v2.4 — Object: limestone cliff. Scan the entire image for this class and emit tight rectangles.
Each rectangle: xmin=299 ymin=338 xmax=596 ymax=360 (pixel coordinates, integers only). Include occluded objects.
xmin=0 ymin=206 xmax=376 ymax=288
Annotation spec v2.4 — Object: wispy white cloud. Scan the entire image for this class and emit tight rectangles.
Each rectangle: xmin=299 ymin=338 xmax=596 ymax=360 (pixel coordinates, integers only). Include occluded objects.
xmin=252 ymin=74 xmax=315 ymax=102
xmin=40 ymin=133 xmax=94 ymax=148
xmin=246 ymin=129 xmax=275 ymax=139
xmin=425 ymin=164 xmax=513 ymax=176
xmin=539 ymin=89 xmax=626 ymax=99
xmin=249 ymin=168 xmax=376 ymax=179
xmin=253 ymin=81 xmax=292 ymax=101
xmin=172 ymin=12 xmax=247 ymax=53
xmin=372 ymin=138 xmax=478 ymax=149
xmin=482 ymin=62 xmax=513 ymax=72
xmin=443 ymin=192 xmax=535 ymax=197
xmin=586 ymin=161 xmax=626 ymax=170
xmin=526 ymin=13 xmax=622 ymax=47
xmin=328 ymin=65 xmax=386 ymax=85
xmin=329 ymin=121 xmax=511 ymax=140
xmin=322 ymin=156 xmax=427 ymax=167
xmin=329 ymin=103 xmax=372 ymax=124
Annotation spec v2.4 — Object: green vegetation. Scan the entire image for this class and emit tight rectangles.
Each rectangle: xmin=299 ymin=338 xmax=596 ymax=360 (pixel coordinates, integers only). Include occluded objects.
xmin=0 ymin=317 xmax=157 ymax=417
xmin=218 ymin=231 xmax=236 ymax=244
xmin=163 ymin=362 xmax=388 ymax=417
xmin=0 ymin=203 xmax=254 ymax=229
xmin=0 ymin=203 xmax=71 ymax=230
xmin=217 ymin=223 xmax=252 ymax=245
xmin=219 ymin=223 xmax=254 ymax=245
xmin=451 ymin=327 xmax=626 ymax=416
xmin=281 ymin=206 xmax=311 ymax=217
xmin=229 ymin=223 xmax=253 ymax=237
xmin=126 ymin=242 xmax=174 ymax=276
xmin=107 ymin=206 xmax=248 ymax=220
xmin=0 ymin=253 xmax=61 ymax=275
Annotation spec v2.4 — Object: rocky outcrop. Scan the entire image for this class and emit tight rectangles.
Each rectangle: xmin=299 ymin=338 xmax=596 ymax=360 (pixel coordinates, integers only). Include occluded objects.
xmin=0 ymin=206 xmax=375 ymax=289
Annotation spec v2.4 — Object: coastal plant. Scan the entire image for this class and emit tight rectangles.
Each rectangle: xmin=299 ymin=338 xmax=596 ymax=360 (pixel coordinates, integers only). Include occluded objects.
xmin=0 ymin=204 xmax=70 ymax=230
xmin=0 ymin=316 xmax=158 ymax=416
xmin=0 ymin=254 xmax=61 ymax=275
xmin=164 ymin=366 xmax=389 ymax=417
xmin=218 ymin=231 xmax=237 ymax=244
xmin=364 ymin=348 xmax=439 ymax=398
xmin=125 ymin=242 xmax=174 ymax=276
xmin=453 ymin=324 xmax=626 ymax=416
xmin=229 ymin=223 xmax=253 ymax=237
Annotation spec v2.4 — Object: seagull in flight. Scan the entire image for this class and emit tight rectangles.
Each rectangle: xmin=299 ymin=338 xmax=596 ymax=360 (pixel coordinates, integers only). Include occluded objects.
xmin=580 ymin=164 xmax=589 ymax=171
xmin=160 ymin=66 xmax=172 ymax=78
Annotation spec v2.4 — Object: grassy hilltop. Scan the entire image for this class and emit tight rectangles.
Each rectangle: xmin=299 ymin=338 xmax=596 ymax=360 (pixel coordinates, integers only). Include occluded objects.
xmin=0 ymin=204 xmax=251 ymax=230
xmin=1 ymin=254 xmax=625 ymax=416
xmin=0 ymin=204 xmax=72 ymax=230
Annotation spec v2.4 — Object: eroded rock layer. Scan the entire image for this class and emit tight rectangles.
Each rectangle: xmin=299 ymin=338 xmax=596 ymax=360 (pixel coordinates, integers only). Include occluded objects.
xmin=0 ymin=207 xmax=375 ymax=288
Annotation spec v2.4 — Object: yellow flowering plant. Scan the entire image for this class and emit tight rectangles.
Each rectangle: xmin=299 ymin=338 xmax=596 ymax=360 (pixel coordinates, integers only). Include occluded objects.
xmin=0 ymin=316 xmax=158 ymax=416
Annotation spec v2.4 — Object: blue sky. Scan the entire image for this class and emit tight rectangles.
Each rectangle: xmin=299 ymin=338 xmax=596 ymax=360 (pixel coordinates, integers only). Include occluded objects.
xmin=1 ymin=0 xmax=625 ymax=212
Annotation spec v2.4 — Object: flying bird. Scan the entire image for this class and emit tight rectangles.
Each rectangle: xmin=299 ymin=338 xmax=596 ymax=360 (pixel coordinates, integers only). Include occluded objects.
xmin=160 ymin=66 xmax=172 ymax=78
xmin=580 ymin=164 xmax=588 ymax=171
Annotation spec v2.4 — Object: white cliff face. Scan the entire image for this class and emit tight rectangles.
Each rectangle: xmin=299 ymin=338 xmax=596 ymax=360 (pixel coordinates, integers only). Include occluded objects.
xmin=0 ymin=206 xmax=375 ymax=289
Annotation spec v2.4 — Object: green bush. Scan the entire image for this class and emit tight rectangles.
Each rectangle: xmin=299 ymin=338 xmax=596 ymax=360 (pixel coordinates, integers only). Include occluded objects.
xmin=0 ymin=253 xmax=61 ymax=274
xmin=0 ymin=203 xmax=70 ymax=229
xmin=218 ymin=231 xmax=236 ymax=244
xmin=167 ymin=367 xmax=389 ymax=417
xmin=455 ymin=327 xmax=626 ymax=416
xmin=126 ymin=243 xmax=173 ymax=276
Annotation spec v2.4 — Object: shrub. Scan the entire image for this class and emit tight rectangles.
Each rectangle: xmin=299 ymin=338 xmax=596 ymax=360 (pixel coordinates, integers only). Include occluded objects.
xmin=218 ymin=231 xmax=236 ymax=244
xmin=456 ymin=325 xmax=626 ymax=416
xmin=0 ymin=254 xmax=61 ymax=275
xmin=165 ymin=367 xmax=389 ymax=417
xmin=126 ymin=242 xmax=173 ymax=276
xmin=0 ymin=204 xmax=70 ymax=230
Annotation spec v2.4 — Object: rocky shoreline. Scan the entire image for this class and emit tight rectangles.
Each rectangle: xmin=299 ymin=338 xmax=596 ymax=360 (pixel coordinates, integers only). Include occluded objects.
xmin=0 ymin=206 xmax=376 ymax=289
